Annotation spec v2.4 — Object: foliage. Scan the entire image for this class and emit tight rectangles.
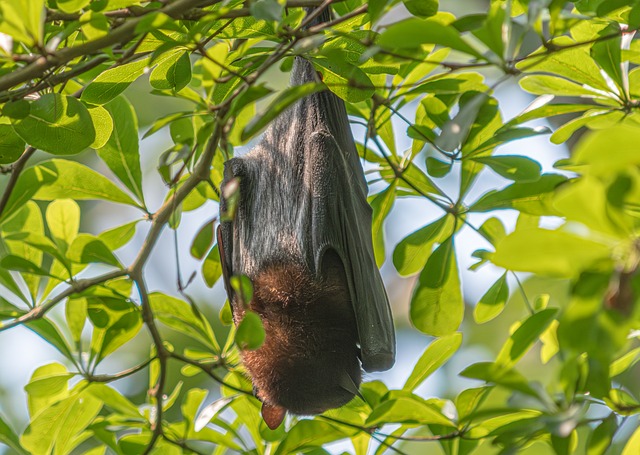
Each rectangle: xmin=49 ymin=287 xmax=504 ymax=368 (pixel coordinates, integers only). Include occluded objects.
xmin=0 ymin=0 xmax=640 ymax=453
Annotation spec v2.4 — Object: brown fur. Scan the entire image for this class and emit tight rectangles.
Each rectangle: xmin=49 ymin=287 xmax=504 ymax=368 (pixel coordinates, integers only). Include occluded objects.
xmin=234 ymin=252 xmax=361 ymax=415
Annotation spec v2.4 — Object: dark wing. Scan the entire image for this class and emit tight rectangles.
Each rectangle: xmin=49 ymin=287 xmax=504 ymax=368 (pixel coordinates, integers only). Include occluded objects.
xmin=307 ymin=130 xmax=396 ymax=372
xmin=217 ymin=157 xmax=245 ymax=311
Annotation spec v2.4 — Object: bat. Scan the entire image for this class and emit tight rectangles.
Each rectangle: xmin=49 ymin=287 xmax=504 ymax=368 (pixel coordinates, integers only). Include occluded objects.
xmin=217 ymin=7 xmax=395 ymax=430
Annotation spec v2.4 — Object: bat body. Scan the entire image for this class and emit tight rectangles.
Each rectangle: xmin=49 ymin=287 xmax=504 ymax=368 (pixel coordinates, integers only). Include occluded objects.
xmin=217 ymin=8 xmax=395 ymax=429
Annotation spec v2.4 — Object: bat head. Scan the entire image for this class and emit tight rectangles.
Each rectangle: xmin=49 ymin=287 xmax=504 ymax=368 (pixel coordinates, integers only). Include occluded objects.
xmin=235 ymin=250 xmax=361 ymax=427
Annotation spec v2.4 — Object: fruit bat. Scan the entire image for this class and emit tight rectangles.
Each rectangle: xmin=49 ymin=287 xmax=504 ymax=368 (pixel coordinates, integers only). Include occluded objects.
xmin=217 ymin=7 xmax=395 ymax=430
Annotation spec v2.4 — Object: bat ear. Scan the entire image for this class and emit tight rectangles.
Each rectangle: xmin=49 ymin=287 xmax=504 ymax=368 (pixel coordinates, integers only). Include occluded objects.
xmin=261 ymin=402 xmax=286 ymax=430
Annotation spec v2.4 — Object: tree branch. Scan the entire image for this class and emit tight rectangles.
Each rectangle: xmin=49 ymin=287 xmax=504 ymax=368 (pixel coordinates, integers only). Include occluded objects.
xmin=0 ymin=146 xmax=36 ymax=219
xmin=87 ymin=357 xmax=155 ymax=383
xmin=0 ymin=0 xmax=209 ymax=93
xmin=0 ymin=268 xmax=128 ymax=332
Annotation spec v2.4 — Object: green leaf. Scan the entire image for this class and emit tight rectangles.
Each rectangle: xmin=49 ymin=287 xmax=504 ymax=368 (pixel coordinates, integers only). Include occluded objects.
xmin=0 ymin=413 xmax=27 ymax=455
xmin=370 ymin=184 xmax=396 ymax=267
xmin=87 ymin=383 xmax=141 ymax=419
xmin=553 ymin=176 xmax=624 ymax=238
xmin=379 ymin=161 xmax=441 ymax=196
xmin=572 ymin=125 xmax=640 ymax=175
xmin=26 ymin=318 xmax=75 ymax=361
xmin=66 ymin=297 xmax=87 ymax=343
xmin=611 ymin=347 xmax=640 ymax=377
xmin=378 ymin=17 xmax=482 ymax=58
xmin=242 ymin=82 xmax=323 ymax=141
xmin=57 ymin=0 xmax=90 ymax=13
xmin=477 ymin=217 xmax=506 ymax=245
xmin=469 ymin=174 xmax=566 ymax=215
xmin=404 ymin=0 xmax=438 ymax=17
xmin=505 ymin=102 xmax=593 ymax=128
xmin=96 ymin=96 xmax=144 ymax=203
xmin=21 ymin=386 xmax=102 ymax=455
xmin=519 ymin=75 xmax=609 ymax=98
xmin=426 ymin=157 xmax=452 ymax=177
xmin=67 ymin=234 xmax=121 ymax=267
xmin=150 ymin=50 xmax=192 ymax=92
xmin=474 ymin=273 xmax=509 ymax=323
xmin=87 ymin=105 xmax=113 ymax=149
xmin=24 ymin=363 xmax=74 ymax=401
xmin=5 ymin=94 xmax=96 ymax=155
xmin=622 ymin=425 xmax=640 ymax=455
xmin=191 ymin=218 xmax=215 ymax=260
xmin=149 ymin=292 xmax=219 ymax=351
xmin=0 ymin=0 xmax=44 ymax=45
xmin=250 ymin=0 xmax=283 ymax=22
xmin=407 ymin=73 xmax=486 ymax=96
xmin=518 ymin=36 xmax=610 ymax=92
xmin=88 ymin=298 xmax=142 ymax=363
xmin=0 ymin=297 xmax=24 ymax=319
xmin=587 ymin=413 xmax=617 ymax=455
xmin=24 ymin=159 xmax=139 ymax=207
xmin=98 ymin=220 xmax=139 ymax=250
xmin=0 ymin=123 xmax=25 ymax=164
xmin=456 ymin=386 xmax=491 ymax=422
xmin=0 ymin=255 xmax=53 ymax=277
xmin=46 ymin=199 xmax=80 ymax=254
xmin=25 ymin=362 xmax=70 ymax=420
xmin=235 ymin=311 xmax=265 ymax=350
xmin=403 ymin=332 xmax=462 ymax=391
xmin=193 ymin=395 xmax=236 ymax=432
xmin=2 ymin=200 xmax=46 ymax=297
xmin=436 ymin=92 xmax=489 ymax=153
xmin=460 ymin=362 xmax=539 ymax=397
xmin=274 ymin=420 xmax=349 ymax=455
xmin=203 ymin=244 xmax=222 ymax=287
xmin=81 ymin=10 xmax=109 ymax=40
xmin=313 ymin=58 xmax=375 ymax=103
xmin=492 ymin=229 xmax=613 ymax=278
xmin=591 ymin=24 xmax=624 ymax=92
xmin=230 ymin=275 xmax=253 ymax=307
xmin=495 ymin=308 xmax=558 ymax=368
xmin=81 ymin=58 xmax=150 ymax=105
xmin=472 ymin=155 xmax=541 ymax=182
xmin=366 ymin=397 xmax=454 ymax=427
xmin=421 ymin=236 xmax=454 ymax=288
xmin=410 ymin=239 xmax=463 ymax=336
xmin=393 ymin=215 xmax=453 ymax=276
xmin=368 ymin=0 xmax=395 ymax=24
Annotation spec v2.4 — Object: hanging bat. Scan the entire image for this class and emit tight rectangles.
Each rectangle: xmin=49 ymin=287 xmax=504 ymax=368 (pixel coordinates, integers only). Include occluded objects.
xmin=217 ymin=7 xmax=395 ymax=430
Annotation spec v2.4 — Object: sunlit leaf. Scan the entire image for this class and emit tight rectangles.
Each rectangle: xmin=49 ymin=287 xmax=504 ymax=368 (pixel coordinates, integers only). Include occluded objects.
xmin=411 ymin=239 xmax=463 ymax=336
xmin=96 ymin=96 xmax=144 ymax=203
xmin=474 ymin=273 xmax=509 ymax=323
xmin=403 ymin=332 xmax=462 ymax=391
xmin=5 ymin=94 xmax=95 ymax=155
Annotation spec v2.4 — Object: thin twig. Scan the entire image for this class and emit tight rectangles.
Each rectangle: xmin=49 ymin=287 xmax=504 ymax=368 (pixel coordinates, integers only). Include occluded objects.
xmin=0 ymin=0 xmax=209 ymax=93
xmin=88 ymin=357 xmax=156 ymax=383
xmin=133 ymin=275 xmax=168 ymax=455
xmin=170 ymin=351 xmax=251 ymax=395
xmin=0 ymin=146 xmax=36 ymax=219
xmin=511 ymin=271 xmax=535 ymax=315
xmin=0 ymin=269 xmax=128 ymax=331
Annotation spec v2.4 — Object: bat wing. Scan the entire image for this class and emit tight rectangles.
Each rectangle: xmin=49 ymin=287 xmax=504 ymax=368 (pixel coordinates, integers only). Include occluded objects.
xmin=217 ymin=157 xmax=246 ymax=310
xmin=308 ymin=130 xmax=396 ymax=372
